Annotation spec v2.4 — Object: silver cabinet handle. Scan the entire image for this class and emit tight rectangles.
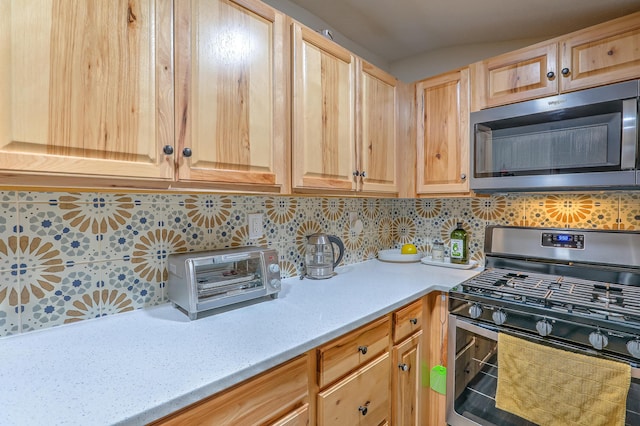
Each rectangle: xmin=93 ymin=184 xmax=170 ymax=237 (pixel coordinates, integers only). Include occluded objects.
xmin=360 ymin=171 xmax=366 ymax=178
xmin=398 ymin=363 xmax=409 ymax=371
xmin=409 ymin=318 xmax=418 ymax=325
xmin=358 ymin=345 xmax=368 ymax=355
xmin=460 ymin=173 xmax=467 ymax=180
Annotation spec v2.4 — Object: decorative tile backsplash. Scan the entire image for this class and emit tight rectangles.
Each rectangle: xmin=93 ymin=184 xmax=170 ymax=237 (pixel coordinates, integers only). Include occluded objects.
xmin=0 ymin=190 xmax=637 ymax=336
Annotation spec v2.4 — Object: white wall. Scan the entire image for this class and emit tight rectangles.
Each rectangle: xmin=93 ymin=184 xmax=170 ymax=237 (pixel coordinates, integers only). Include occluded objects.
xmin=262 ymin=0 xmax=390 ymax=71
xmin=262 ymin=0 xmax=548 ymax=83
xmin=390 ymin=38 xmax=547 ymax=82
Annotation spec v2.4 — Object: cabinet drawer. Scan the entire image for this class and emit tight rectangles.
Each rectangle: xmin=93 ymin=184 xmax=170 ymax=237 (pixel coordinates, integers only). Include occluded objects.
xmin=269 ymin=403 xmax=310 ymax=426
xmin=318 ymin=352 xmax=391 ymax=426
xmin=152 ymin=355 xmax=308 ymax=425
xmin=393 ymin=299 xmax=423 ymax=343
xmin=317 ymin=317 xmax=390 ymax=387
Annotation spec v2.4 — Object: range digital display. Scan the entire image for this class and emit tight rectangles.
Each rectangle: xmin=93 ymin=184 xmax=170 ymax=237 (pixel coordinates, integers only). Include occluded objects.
xmin=541 ymin=232 xmax=585 ymax=249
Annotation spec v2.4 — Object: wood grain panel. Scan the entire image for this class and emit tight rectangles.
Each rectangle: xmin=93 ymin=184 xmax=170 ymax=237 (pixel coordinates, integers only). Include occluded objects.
xmin=560 ymin=11 xmax=640 ymax=92
xmin=291 ymin=22 xmax=356 ymax=191
xmin=152 ymin=355 xmax=309 ymax=425
xmin=318 ymin=353 xmax=391 ymax=426
xmin=359 ymin=60 xmax=398 ymax=193
xmin=422 ymin=293 xmax=448 ymax=426
xmin=482 ymin=42 xmax=558 ymax=108
xmin=416 ymin=68 xmax=470 ymax=194
xmin=0 ymin=0 xmax=174 ymax=179
xmin=317 ymin=316 xmax=390 ymax=388
xmin=175 ymin=0 xmax=286 ymax=189
xmin=392 ymin=331 xmax=422 ymax=426
xmin=393 ymin=299 xmax=423 ymax=344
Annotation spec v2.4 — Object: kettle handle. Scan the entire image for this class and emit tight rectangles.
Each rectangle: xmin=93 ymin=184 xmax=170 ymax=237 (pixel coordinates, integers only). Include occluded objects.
xmin=328 ymin=235 xmax=345 ymax=269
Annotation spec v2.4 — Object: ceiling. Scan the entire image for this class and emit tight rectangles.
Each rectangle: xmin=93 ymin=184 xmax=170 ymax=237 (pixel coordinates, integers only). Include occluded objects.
xmin=283 ymin=0 xmax=640 ymax=63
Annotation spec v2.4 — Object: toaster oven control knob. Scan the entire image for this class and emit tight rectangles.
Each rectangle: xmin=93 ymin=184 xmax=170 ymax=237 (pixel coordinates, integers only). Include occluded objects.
xmin=269 ymin=264 xmax=280 ymax=274
xmin=492 ymin=310 xmax=507 ymax=325
xmin=469 ymin=304 xmax=483 ymax=319
xmin=270 ymin=278 xmax=281 ymax=289
xmin=536 ymin=319 xmax=552 ymax=337
xmin=627 ymin=340 xmax=640 ymax=359
xmin=588 ymin=331 xmax=608 ymax=350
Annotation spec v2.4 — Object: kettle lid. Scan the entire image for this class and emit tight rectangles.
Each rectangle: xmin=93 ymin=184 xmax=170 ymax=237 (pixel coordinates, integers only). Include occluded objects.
xmin=307 ymin=233 xmax=330 ymax=245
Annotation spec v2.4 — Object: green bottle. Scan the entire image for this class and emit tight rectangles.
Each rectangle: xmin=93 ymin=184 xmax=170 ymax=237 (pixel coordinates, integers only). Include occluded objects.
xmin=450 ymin=222 xmax=468 ymax=264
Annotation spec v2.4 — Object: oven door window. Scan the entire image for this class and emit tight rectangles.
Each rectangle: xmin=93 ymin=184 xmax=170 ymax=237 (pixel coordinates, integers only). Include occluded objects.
xmin=452 ymin=325 xmax=536 ymax=425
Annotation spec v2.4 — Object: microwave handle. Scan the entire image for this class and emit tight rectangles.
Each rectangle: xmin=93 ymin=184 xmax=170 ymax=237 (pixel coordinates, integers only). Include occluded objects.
xmin=620 ymin=98 xmax=637 ymax=170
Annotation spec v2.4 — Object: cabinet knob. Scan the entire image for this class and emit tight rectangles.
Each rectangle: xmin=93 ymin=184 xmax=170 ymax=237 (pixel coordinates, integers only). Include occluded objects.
xmin=162 ymin=145 xmax=174 ymax=155
xmin=460 ymin=173 xmax=466 ymax=180
xmin=409 ymin=318 xmax=418 ymax=325
xmin=358 ymin=402 xmax=370 ymax=416
xmin=183 ymin=147 xmax=193 ymax=157
xmin=561 ymin=68 xmax=570 ymax=76
xmin=360 ymin=171 xmax=366 ymax=178
xmin=358 ymin=345 xmax=368 ymax=355
xmin=353 ymin=170 xmax=360 ymax=177
xmin=399 ymin=363 xmax=410 ymax=372
xmin=546 ymin=71 xmax=555 ymax=79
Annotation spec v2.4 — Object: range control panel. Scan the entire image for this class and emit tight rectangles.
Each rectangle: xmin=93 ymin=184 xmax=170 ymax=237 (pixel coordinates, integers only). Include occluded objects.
xmin=542 ymin=232 xmax=585 ymax=249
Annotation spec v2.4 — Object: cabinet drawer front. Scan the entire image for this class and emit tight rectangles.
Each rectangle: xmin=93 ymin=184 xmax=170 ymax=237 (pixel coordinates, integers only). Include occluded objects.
xmin=393 ymin=299 xmax=423 ymax=343
xmin=153 ymin=355 xmax=308 ymax=425
xmin=318 ymin=352 xmax=391 ymax=426
xmin=269 ymin=403 xmax=310 ymax=426
xmin=318 ymin=317 xmax=390 ymax=387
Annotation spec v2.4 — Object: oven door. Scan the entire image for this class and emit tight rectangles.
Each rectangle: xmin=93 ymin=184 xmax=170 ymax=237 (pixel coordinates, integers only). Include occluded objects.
xmin=446 ymin=315 xmax=640 ymax=426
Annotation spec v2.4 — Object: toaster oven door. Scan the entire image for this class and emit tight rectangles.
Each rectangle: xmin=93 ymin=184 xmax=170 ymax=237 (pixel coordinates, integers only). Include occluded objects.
xmin=192 ymin=251 xmax=267 ymax=310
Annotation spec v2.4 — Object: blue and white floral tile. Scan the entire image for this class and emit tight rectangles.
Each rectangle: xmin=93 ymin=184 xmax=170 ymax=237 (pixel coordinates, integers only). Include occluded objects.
xmin=165 ymin=202 xmax=215 ymax=252
xmin=0 ymin=269 xmax=20 ymax=336
xmin=392 ymin=215 xmax=417 ymax=246
xmin=271 ymin=242 xmax=298 ymax=279
xmin=100 ymin=259 xmax=164 ymax=311
xmin=414 ymin=198 xmax=443 ymax=221
xmin=0 ymin=199 xmax=18 ymax=272
xmin=100 ymin=194 xmax=165 ymax=261
xmin=322 ymin=198 xmax=347 ymax=236
xmin=277 ymin=241 xmax=304 ymax=277
xmin=18 ymin=195 xmax=100 ymax=267
xmin=618 ymin=192 xmax=640 ymax=230
xmin=377 ymin=216 xmax=394 ymax=249
xmin=483 ymin=195 xmax=526 ymax=227
xmin=20 ymin=262 xmax=99 ymax=333
xmin=264 ymin=196 xmax=299 ymax=226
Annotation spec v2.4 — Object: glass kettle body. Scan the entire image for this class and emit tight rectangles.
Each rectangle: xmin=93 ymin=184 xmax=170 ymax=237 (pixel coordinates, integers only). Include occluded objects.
xmin=304 ymin=233 xmax=345 ymax=279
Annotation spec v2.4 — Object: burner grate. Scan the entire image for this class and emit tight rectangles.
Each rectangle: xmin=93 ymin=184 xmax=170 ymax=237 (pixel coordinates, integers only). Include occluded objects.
xmin=459 ymin=267 xmax=640 ymax=324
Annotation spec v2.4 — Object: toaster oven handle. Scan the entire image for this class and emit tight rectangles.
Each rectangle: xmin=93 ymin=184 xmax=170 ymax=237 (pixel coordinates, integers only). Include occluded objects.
xmin=219 ymin=254 xmax=251 ymax=262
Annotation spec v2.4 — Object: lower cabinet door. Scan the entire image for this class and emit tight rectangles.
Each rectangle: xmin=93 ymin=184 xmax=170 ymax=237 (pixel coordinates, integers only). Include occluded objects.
xmin=392 ymin=331 xmax=422 ymax=426
xmin=317 ymin=353 xmax=390 ymax=426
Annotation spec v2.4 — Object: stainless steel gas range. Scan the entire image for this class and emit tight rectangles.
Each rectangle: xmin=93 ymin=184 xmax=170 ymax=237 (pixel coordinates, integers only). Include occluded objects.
xmin=447 ymin=226 xmax=640 ymax=426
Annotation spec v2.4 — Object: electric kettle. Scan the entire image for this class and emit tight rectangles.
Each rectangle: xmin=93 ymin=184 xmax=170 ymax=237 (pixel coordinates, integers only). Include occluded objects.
xmin=304 ymin=233 xmax=345 ymax=279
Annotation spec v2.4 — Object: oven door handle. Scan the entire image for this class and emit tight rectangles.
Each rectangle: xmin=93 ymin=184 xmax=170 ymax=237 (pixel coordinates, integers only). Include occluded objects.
xmin=453 ymin=315 xmax=499 ymax=340
xmin=450 ymin=315 xmax=640 ymax=379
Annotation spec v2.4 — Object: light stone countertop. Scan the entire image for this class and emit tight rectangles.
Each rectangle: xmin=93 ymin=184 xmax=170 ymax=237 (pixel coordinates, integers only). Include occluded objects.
xmin=0 ymin=259 xmax=482 ymax=425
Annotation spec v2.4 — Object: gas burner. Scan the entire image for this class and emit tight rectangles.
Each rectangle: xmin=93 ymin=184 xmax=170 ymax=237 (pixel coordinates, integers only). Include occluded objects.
xmin=493 ymin=278 xmax=516 ymax=288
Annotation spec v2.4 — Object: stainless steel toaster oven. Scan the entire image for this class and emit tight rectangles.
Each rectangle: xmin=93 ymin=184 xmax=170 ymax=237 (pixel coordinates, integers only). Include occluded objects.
xmin=167 ymin=247 xmax=281 ymax=319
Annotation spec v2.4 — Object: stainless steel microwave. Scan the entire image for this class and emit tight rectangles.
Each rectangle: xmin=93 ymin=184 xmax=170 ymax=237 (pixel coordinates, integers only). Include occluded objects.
xmin=470 ymin=79 xmax=639 ymax=192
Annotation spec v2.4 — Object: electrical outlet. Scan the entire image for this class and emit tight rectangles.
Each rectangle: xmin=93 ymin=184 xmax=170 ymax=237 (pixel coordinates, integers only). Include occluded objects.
xmin=248 ymin=213 xmax=263 ymax=239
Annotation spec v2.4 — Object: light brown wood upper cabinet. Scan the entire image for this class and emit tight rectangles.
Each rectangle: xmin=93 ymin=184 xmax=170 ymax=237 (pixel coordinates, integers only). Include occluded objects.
xmin=174 ymin=0 xmax=289 ymax=193
xmin=0 ymin=0 xmax=174 ymax=181
xmin=415 ymin=68 xmax=470 ymax=195
xmin=291 ymin=22 xmax=357 ymax=192
xmin=473 ymin=11 xmax=640 ymax=109
xmin=357 ymin=61 xmax=399 ymax=194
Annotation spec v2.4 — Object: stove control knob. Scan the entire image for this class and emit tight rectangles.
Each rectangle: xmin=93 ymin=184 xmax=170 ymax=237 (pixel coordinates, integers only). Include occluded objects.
xmin=469 ymin=304 xmax=483 ymax=319
xmin=627 ymin=340 xmax=640 ymax=359
xmin=492 ymin=310 xmax=507 ymax=325
xmin=270 ymin=278 xmax=281 ymax=289
xmin=536 ymin=319 xmax=552 ymax=337
xmin=589 ymin=331 xmax=609 ymax=350
xmin=269 ymin=263 xmax=280 ymax=274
